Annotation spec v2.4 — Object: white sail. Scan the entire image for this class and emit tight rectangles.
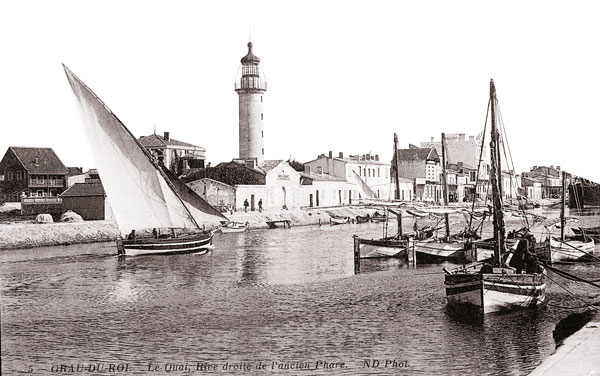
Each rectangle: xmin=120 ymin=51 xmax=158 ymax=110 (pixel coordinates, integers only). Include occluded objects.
xmin=64 ymin=66 xmax=200 ymax=236
xmin=351 ymin=171 xmax=377 ymax=199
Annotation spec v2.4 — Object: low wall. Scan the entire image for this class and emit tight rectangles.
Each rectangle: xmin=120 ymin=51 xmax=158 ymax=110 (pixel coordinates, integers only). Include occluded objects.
xmin=0 ymin=221 xmax=118 ymax=249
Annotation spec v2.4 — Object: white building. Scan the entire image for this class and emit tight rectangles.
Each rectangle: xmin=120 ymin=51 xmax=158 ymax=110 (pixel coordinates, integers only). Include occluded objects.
xmin=304 ymin=151 xmax=392 ymax=201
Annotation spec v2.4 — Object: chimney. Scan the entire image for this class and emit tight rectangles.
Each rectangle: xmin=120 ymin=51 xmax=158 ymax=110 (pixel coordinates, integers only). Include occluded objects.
xmin=375 ymin=154 xmax=379 ymax=161
xmin=366 ymin=153 xmax=371 ymax=161
xmin=469 ymin=136 xmax=474 ymax=141
xmin=339 ymin=152 xmax=344 ymax=159
xmin=459 ymin=133 xmax=465 ymax=141
xmin=557 ymin=165 xmax=561 ymax=170
xmin=431 ymin=137 xmax=434 ymax=142
xmin=164 ymin=131 xmax=170 ymax=141
xmin=328 ymin=151 xmax=333 ymax=158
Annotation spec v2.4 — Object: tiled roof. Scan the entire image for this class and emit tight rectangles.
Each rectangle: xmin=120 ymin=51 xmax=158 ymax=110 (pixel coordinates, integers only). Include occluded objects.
xmin=259 ymin=160 xmax=283 ymax=173
xmin=396 ymin=147 xmax=439 ymax=162
xmin=299 ymin=171 xmax=346 ymax=182
xmin=138 ymin=134 xmax=204 ymax=149
xmin=67 ymin=167 xmax=83 ymax=176
xmin=60 ymin=183 xmax=105 ymax=197
xmin=10 ymin=147 xmax=68 ymax=174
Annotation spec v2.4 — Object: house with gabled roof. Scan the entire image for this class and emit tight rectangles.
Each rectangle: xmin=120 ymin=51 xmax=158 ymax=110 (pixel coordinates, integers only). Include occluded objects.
xmin=0 ymin=147 xmax=68 ymax=202
xmin=396 ymin=146 xmax=441 ymax=202
xmin=138 ymin=131 xmax=206 ymax=175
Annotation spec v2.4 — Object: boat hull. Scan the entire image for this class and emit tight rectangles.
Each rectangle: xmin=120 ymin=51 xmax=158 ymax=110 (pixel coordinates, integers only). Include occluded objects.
xmin=413 ymin=238 xmax=473 ymax=262
xmin=550 ymin=237 xmax=596 ymax=262
xmin=445 ymin=269 xmax=546 ymax=314
xmin=330 ymin=216 xmax=349 ymax=225
xmin=118 ymin=232 xmax=214 ymax=256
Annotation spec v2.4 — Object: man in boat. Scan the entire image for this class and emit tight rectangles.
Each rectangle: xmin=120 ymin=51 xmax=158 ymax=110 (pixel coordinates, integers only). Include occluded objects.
xmin=152 ymin=228 xmax=158 ymax=239
xmin=127 ymin=230 xmax=136 ymax=240
xmin=413 ymin=220 xmax=420 ymax=239
xmin=509 ymin=239 xmax=529 ymax=274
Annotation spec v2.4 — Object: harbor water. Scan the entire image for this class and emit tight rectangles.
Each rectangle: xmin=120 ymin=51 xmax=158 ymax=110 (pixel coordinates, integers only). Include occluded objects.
xmin=1 ymin=220 xmax=599 ymax=375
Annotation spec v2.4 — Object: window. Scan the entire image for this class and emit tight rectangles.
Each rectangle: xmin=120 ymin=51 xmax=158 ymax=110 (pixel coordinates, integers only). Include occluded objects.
xmin=261 ymin=113 xmax=263 ymax=120
xmin=378 ymin=168 xmax=380 ymax=177
xmin=262 ymin=131 xmax=264 ymax=138
xmin=317 ymin=166 xmax=323 ymax=174
xmin=358 ymin=167 xmax=361 ymax=176
xmin=262 ymin=148 xmax=264 ymax=155
xmin=7 ymin=171 xmax=13 ymax=181
xmin=261 ymin=96 xmax=263 ymax=102
xmin=16 ymin=171 xmax=22 ymax=180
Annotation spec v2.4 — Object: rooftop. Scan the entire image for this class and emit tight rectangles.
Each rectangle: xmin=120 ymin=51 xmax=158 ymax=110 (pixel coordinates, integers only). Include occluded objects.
xmin=60 ymin=182 xmax=105 ymax=197
xmin=8 ymin=147 xmax=68 ymax=174
xmin=396 ymin=147 xmax=439 ymax=162
xmin=138 ymin=133 xmax=204 ymax=150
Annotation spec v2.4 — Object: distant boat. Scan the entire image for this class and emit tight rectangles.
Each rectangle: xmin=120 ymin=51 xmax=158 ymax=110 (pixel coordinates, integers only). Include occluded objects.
xmin=355 ymin=214 xmax=371 ymax=224
xmin=444 ymin=80 xmax=546 ymax=314
xmin=329 ymin=215 xmax=350 ymax=225
xmin=63 ymin=65 xmax=227 ymax=256
xmin=371 ymin=211 xmax=388 ymax=222
xmin=218 ymin=221 xmax=250 ymax=233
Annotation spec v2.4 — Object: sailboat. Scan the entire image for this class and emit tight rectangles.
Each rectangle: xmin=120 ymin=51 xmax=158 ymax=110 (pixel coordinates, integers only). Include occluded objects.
xmin=544 ymin=170 xmax=596 ymax=262
xmin=411 ymin=132 xmax=480 ymax=263
xmin=352 ymin=134 xmax=413 ymax=262
xmin=63 ymin=65 xmax=227 ymax=256
xmin=443 ymin=80 xmax=546 ymax=314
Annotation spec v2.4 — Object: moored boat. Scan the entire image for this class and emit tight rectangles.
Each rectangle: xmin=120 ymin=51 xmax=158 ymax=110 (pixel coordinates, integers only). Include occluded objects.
xmin=218 ymin=221 xmax=250 ymax=233
xmin=443 ymin=80 xmax=546 ymax=314
xmin=64 ymin=65 xmax=226 ymax=256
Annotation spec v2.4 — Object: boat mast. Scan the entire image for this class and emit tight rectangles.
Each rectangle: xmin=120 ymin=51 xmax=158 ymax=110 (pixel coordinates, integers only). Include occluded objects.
xmin=393 ymin=133 xmax=401 ymax=200
xmin=561 ymin=170 xmax=566 ymax=241
xmin=441 ymin=132 xmax=450 ymax=241
xmin=489 ymin=80 xmax=506 ymax=265
xmin=393 ymin=133 xmax=403 ymax=237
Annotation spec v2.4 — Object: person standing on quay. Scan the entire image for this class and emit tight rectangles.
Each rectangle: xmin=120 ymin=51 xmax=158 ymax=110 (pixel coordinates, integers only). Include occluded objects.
xmin=244 ymin=199 xmax=249 ymax=212
xmin=258 ymin=199 xmax=263 ymax=212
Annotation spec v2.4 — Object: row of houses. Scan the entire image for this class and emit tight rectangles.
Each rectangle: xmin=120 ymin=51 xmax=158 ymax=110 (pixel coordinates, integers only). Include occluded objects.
xmin=0 ymin=134 xmax=594 ymax=219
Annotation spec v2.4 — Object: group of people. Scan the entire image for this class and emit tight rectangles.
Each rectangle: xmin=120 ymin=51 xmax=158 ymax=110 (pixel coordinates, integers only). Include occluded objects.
xmin=243 ymin=199 xmax=263 ymax=212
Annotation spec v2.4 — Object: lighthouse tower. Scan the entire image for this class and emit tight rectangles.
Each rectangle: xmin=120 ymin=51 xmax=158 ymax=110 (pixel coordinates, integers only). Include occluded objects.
xmin=236 ymin=42 xmax=267 ymax=166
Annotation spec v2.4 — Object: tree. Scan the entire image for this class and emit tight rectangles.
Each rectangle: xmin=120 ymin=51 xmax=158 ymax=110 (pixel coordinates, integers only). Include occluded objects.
xmin=288 ymin=159 xmax=305 ymax=172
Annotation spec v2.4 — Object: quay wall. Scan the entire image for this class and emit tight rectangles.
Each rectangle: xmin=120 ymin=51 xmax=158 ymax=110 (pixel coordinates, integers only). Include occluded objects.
xmin=0 ymin=221 xmax=119 ymax=250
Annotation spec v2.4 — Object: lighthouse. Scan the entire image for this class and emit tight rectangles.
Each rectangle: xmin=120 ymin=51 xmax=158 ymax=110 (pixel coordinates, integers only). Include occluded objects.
xmin=235 ymin=42 xmax=267 ymax=166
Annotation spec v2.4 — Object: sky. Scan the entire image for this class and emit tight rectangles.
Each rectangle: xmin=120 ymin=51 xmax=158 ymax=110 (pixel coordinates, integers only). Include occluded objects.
xmin=1 ymin=1 xmax=599 ymax=182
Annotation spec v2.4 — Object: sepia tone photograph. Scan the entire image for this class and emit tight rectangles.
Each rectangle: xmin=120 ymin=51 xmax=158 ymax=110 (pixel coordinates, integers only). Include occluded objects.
xmin=1 ymin=1 xmax=600 ymax=375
